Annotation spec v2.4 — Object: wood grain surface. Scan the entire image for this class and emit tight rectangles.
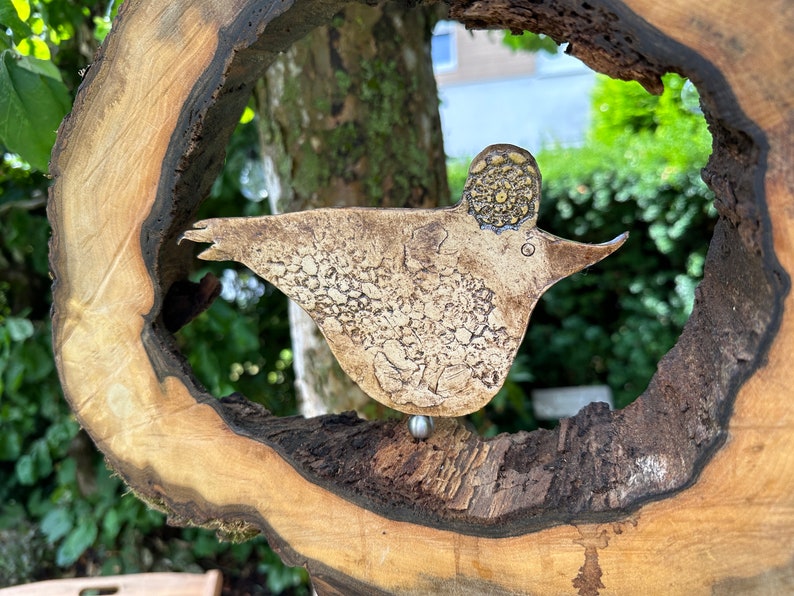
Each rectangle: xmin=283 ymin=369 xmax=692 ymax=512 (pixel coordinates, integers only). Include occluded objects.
xmin=48 ymin=0 xmax=794 ymax=592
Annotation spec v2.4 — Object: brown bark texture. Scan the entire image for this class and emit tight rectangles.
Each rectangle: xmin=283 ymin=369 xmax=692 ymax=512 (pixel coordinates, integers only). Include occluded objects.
xmin=48 ymin=0 xmax=794 ymax=593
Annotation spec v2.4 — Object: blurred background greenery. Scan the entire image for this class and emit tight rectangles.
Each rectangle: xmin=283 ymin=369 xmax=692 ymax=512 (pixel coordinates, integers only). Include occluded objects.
xmin=0 ymin=1 xmax=712 ymax=592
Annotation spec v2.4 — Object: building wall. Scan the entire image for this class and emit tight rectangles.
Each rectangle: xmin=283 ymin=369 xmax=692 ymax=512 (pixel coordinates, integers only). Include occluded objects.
xmin=435 ymin=27 xmax=537 ymax=85
xmin=432 ymin=22 xmax=596 ymax=159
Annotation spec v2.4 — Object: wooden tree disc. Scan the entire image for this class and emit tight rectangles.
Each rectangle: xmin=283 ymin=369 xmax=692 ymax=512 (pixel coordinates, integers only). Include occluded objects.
xmin=49 ymin=0 xmax=794 ymax=592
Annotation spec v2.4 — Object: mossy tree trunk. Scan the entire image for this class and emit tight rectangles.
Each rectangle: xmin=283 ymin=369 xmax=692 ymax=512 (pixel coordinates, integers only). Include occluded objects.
xmin=254 ymin=2 xmax=448 ymax=416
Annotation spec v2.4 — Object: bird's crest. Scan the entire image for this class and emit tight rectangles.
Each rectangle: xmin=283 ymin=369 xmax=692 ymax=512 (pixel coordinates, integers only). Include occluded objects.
xmin=463 ymin=144 xmax=541 ymax=234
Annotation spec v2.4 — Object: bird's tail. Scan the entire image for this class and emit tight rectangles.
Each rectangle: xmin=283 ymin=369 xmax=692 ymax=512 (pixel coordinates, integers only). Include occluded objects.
xmin=179 ymin=218 xmax=243 ymax=262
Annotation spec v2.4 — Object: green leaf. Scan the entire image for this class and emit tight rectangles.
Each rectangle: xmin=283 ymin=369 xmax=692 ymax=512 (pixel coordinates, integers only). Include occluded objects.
xmin=13 ymin=49 xmax=60 ymax=79
xmin=56 ymin=519 xmax=97 ymax=566
xmin=101 ymin=507 xmax=121 ymax=542
xmin=0 ymin=50 xmax=71 ymax=172
xmin=5 ymin=316 xmax=33 ymax=341
xmin=14 ymin=439 xmax=51 ymax=484
xmin=40 ymin=507 xmax=73 ymax=544
xmin=14 ymin=452 xmax=34 ymax=484
xmin=31 ymin=438 xmax=52 ymax=477
xmin=92 ymin=15 xmax=112 ymax=43
xmin=0 ymin=502 xmax=27 ymax=530
xmin=239 ymin=105 xmax=255 ymax=124
xmin=45 ymin=419 xmax=78 ymax=451
xmin=0 ymin=428 xmax=21 ymax=460
xmin=0 ymin=0 xmax=32 ymax=42
xmin=10 ymin=0 xmax=29 ymax=21
xmin=16 ymin=37 xmax=50 ymax=60
xmin=502 ymin=31 xmax=560 ymax=55
xmin=19 ymin=338 xmax=53 ymax=381
xmin=4 ymin=355 xmax=26 ymax=395
xmin=56 ymin=456 xmax=76 ymax=486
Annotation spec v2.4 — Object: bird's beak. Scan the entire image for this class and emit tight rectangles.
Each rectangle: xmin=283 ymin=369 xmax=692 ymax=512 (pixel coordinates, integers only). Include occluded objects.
xmin=534 ymin=228 xmax=629 ymax=283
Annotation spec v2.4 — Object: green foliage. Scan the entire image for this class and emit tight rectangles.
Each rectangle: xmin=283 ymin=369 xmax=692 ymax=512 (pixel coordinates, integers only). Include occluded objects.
xmin=0 ymin=0 xmax=89 ymax=171
xmin=0 ymin=126 xmax=306 ymax=589
xmin=502 ymin=30 xmax=560 ymax=55
xmin=0 ymin=50 xmax=71 ymax=171
xmin=1 ymin=202 xmax=83 ymax=583
xmin=0 ymin=0 xmax=120 ymax=170
xmin=446 ymin=156 xmax=469 ymax=201
xmin=0 ymin=2 xmax=305 ymax=590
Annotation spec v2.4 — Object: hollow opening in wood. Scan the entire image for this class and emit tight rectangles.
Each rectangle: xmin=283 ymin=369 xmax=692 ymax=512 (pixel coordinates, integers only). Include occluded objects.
xmin=171 ymin=24 xmax=773 ymax=537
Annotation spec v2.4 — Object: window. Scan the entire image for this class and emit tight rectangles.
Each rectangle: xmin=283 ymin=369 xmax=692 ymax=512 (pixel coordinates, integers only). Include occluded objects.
xmin=431 ymin=21 xmax=457 ymax=73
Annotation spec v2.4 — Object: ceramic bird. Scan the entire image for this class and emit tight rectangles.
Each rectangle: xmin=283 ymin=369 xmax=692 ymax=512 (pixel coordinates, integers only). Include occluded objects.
xmin=181 ymin=144 xmax=627 ymax=417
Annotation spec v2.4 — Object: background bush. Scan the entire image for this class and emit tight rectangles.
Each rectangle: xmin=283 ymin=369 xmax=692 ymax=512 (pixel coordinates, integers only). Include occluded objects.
xmin=0 ymin=2 xmax=712 ymax=590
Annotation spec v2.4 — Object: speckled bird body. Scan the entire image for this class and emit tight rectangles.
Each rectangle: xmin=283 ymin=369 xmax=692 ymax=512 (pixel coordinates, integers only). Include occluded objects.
xmin=182 ymin=144 xmax=627 ymax=416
